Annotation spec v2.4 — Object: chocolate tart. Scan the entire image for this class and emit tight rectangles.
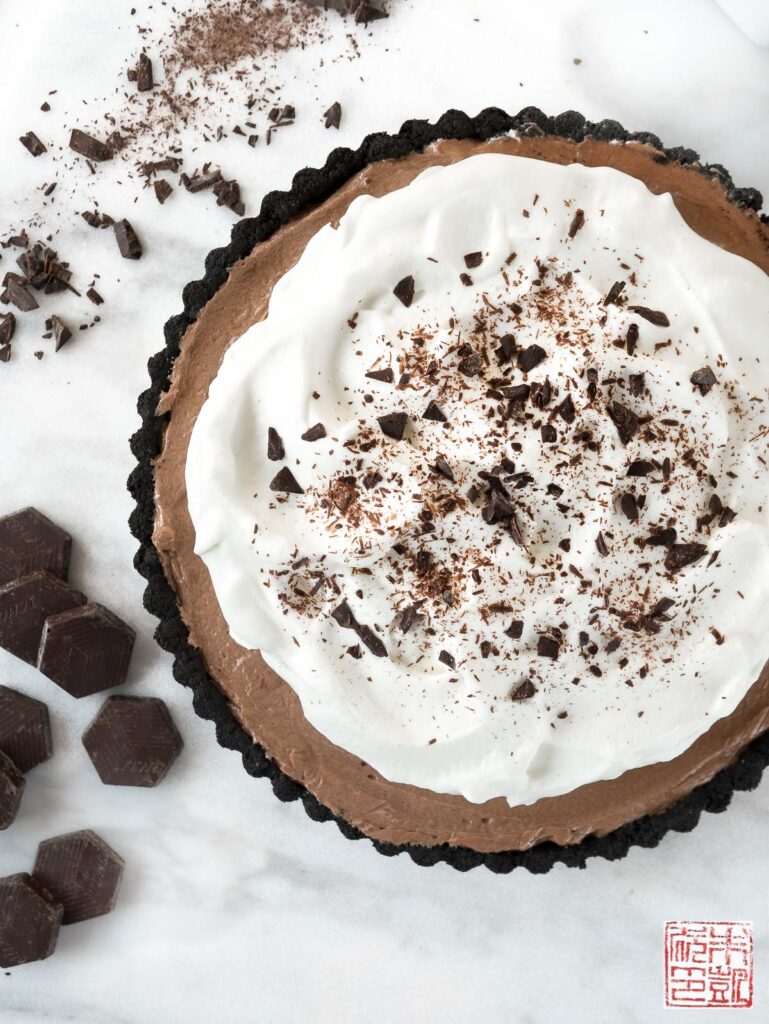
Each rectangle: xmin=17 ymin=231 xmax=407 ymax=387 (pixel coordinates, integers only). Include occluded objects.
xmin=129 ymin=107 xmax=769 ymax=873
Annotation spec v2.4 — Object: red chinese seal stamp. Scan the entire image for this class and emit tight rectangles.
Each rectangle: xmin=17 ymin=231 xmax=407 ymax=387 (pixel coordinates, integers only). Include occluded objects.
xmin=664 ymin=921 xmax=753 ymax=1008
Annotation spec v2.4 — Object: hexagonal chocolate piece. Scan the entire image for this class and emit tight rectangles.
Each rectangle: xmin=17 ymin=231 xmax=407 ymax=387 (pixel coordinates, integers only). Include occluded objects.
xmin=0 ymin=750 xmax=25 ymax=829
xmin=0 ymin=571 xmax=85 ymax=665
xmin=32 ymin=829 xmax=124 ymax=925
xmin=82 ymin=696 xmax=183 ymax=787
xmin=0 ymin=507 xmax=71 ymax=588
xmin=0 ymin=685 xmax=53 ymax=772
xmin=0 ymin=873 xmax=62 ymax=967
xmin=38 ymin=602 xmax=135 ymax=698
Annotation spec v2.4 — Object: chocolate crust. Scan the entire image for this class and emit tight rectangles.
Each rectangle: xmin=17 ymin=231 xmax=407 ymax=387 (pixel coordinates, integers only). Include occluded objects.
xmin=129 ymin=107 xmax=769 ymax=873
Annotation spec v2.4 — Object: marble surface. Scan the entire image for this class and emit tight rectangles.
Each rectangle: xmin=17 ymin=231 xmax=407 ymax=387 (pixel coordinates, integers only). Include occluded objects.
xmin=0 ymin=1 xmax=767 ymax=1020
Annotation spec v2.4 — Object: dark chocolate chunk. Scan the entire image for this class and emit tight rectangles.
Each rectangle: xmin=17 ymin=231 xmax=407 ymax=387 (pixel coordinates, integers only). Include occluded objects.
xmin=620 ymin=493 xmax=639 ymax=522
xmin=181 ymin=169 xmax=222 ymax=193
xmin=595 ymin=531 xmax=610 ymax=556
xmin=134 ymin=53 xmax=153 ymax=92
xmin=0 ymin=874 xmax=62 ymax=967
xmin=463 ymin=251 xmax=483 ymax=269
xmin=323 ymin=101 xmax=342 ymax=129
xmin=628 ymin=371 xmax=645 ymax=396
xmin=511 ymin=678 xmax=537 ymax=701
xmin=82 ymin=696 xmax=182 ymax=787
xmin=32 ymin=830 xmax=124 ymax=924
xmin=628 ymin=305 xmax=670 ymax=327
xmin=457 ymin=351 xmax=483 ymax=376
xmin=503 ymin=383 xmax=530 ymax=403
xmin=3 ymin=276 xmax=38 ymax=312
xmin=0 ymin=344 xmax=10 ymax=363
xmin=69 ymin=129 xmax=113 ymax=162
xmin=301 ymin=423 xmax=327 ymax=442
xmin=433 ymin=457 xmax=455 ymax=482
xmin=20 ymin=132 xmax=47 ymax=157
xmin=627 ymin=460 xmax=654 ymax=477
xmin=0 ymin=312 xmax=15 ymax=346
xmin=81 ymin=209 xmax=114 ymax=229
xmin=329 ymin=476 xmax=357 ymax=513
xmin=567 ymin=208 xmax=585 ymax=238
xmin=646 ymin=527 xmax=677 ymax=547
xmin=438 ymin=650 xmax=456 ymax=669
xmin=346 ymin=644 xmax=362 ymax=659
xmin=354 ymin=624 xmax=387 ymax=658
xmin=537 ymin=635 xmax=560 ymax=660
xmin=392 ymin=275 xmax=415 ymax=307
xmin=377 ymin=412 xmax=408 ymax=440
xmin=354 ymin=1 xmax=389 ymax=24
xmin=331 ymin=601 xmax=356 ymax=629
xmin=0 ymin=507 xmax=71 ymax=587
xmin=213 ymin=177 xmax=245 ymax=216
xmin=113 ymin=219 xmax=142 ymax=260
xmin=664 ymin=543 xmax=708 ymax=573
xmin=267 ymin=427 xmax=284 ymax=461
xmin=0 ymin=572 xmax=85 ymax=665
xmin=0 ymin=686 xmax=52 ymax=773
xmin=603 ymin=280 xmax=625 ymax=306
xmin=86 ymin=287 xmax=104 ymax=305
xmin=505 ymin=619 xmax=523 ymax=639
xmin=46 ymin=315 xmax=72 ymax=352
xmin=626 ymin=323 xmax=639 ymax=356
xmin=269 ymin=467 xmax=304 ymax=493
xmin=0 ymin=751 xmax=25 ymax=830
xmin=365 ymin=367 xmax=394 ymax=384
xmin=496 ymin=333 xmax=516 ymax=364
xmin=154 ymin=179 xmax=173 ymax=204
xmin=690 ymin=366 xmax=718 ymax=396
xmin=38 ymin=602 xmax=136 ymax=698
xmin=555 ymin=393 xmax=576 ymax=424
xmin=399 ymin=603 xmax=420 ymax=634
xmin=541 ymin=423 xmax=557 ymax=444
xmin=517 ymin=344 xmax=547 ymax=373
xmin=607 ymin=401 xmax=639 ymax=445
xmin=423 ymin=400 xmax=447 ymax=422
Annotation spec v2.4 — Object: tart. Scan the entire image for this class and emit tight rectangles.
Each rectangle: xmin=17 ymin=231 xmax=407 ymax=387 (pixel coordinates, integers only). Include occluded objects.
xmin=131 ymin=108 xmax=769 ymax=872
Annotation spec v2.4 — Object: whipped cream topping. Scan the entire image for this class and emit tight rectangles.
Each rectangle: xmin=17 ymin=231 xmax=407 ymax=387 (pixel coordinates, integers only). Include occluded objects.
xmin=186 ymin=153 xmax=769 ymax=806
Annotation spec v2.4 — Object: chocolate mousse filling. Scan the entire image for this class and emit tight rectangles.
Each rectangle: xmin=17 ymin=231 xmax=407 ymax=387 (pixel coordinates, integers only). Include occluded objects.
xmin=145 ymin=114 xmax=769 ymax=856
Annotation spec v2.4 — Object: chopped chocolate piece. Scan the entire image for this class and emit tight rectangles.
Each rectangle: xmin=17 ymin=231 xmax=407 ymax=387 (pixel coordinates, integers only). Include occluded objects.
xmin=399 ymin=603 xmax=420 ymax=634
xmin=626 ymin=323 xmax=639 ymax=356
xmin=0 ymin=572 xmax=85 ymax=665
xmin=665 ymin=542 xmax=708 ymax=573
xmin=86 ymin=287 xmax=104 ymax=306
xmin=646 ymin=527 xmax=677 ymax=547
xmin=457 ymin=350 xmax=483 ymax=377
xmin=323 ymin=101 xmax=342 ymax=129
xmin=82 ymin=696 xmax=182 ymax=787
xmin=0 ymin=874 xmax=62 ymax=967
xmin=620 ymin=493 xmax=639 ymax=522
xmin=181 ymin=169 xmax=222 ymax=193
xmin=517 ymin=344 xmax=547 ymax=373
xmin=355 ymin=624 xmax=387 ymax=658
xmin=113 ymin=219 xmax=142 ymax=260
xmin=20 ymin=131 xmax=46 ymax=157
xmin=627 ymin=460 xmax=654 ymax=477
xmin=595 ymin=531 xmax=610 ymax=556
xmin=568 ymin=208 xmax=585 ymax=239
xmin=38 ymin=603 xmax=135 ymax=698
xmin=267 ymin=427 xmax=284 ymax=461
xmin=537 ymin=635 xmax=560 ymax=660
xmin=81 ymin=209 xmax=114 ymax=229
xmin=505 ymin=619 xmax=523 ymax=639
xmin=423 ymin=400 xmax=447 ymax=422
xmin=301 ymin=423 xmax=327 ymax=442
xmin=213 ymin=177 xmax=245 ymax=216
xmin=362 ymin=470 xmax=382 ymax=490
xmin=377 ymin=412 xmax=408 ymax=440
xmin=134 ymin=52 xmax=154 ymax=92
xmin=0 ymin=686 xmax=52 ymax=773
xmin=459 ymin=272 xmax=473 ymax=287
xmin=346 ymin=644 xmax=362 ymax=659
xmin=46 ymin=315 xmax=72 ymax=352
xmin=392 ymin=275 xmax=415 ymax=307
xmin=69 ymin=129 xmax=113 ymax=162
xmin=0 ymin=751 xmax=25 ymax=830
xmin=354 ymin=1 xmax=389 ymax=24
xmin=0 ymin=507 xmax=71 ymax=587
xmin=719 ymin=506 xmax=737 ymax=527
xmin=628 ymin=371 xmax=645 ymax=397
xmin=0 ymin=344 xmax=10 ymax=363
xmin=547 ymin=483 xmax=563 ymax=498
xmin=463 ymin=251 xmax=483 ymax=269
xmin=331 ymin=601 xmax=356 ymax=629
xmin=32 ymin=830 xmax=123 ymax=925
xmin=607 ymin=401 xmax=639 ymax=445
xmin=496 ymin=333 xmax=516 ymax=364
xmin=433 ymin=457 xmax=455 ymax=482
xmin=438 ymin=650 xmax=456 ymax=669
xmin=269 ymin=467 xmax=303 ymax=493
xmin=555 ymin=393 xmax=576 ymax=424
xmin=541 ymin=424 xmax=557 ymax=444
xmin=628 ymin=305 xmax=670 ymax=327
xmin=365 ymin=367 xmax=394 ymax=384
xmin=154 ymin=179 xmax=173 ymax=204
xmin=0 ymin=313 xmax=15 ymax=346
xmin=603 ymin=280 xmax=626 ymax=306
xmin=504 ymin=384 xmax=531 ymax=403
xmin=329 ymin=476 xmax=357 ymax=513
xmin=3 ymin=276 xmax=38 ymax=312
xmin=511 ymin=679 xmax=537 ymax=701
xmin=690 ymin=366 xmax=718 ymax=396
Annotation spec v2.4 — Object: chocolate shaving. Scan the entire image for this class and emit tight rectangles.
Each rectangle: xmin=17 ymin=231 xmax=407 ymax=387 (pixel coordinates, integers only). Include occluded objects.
xmin=392 ymin=275 xmax=415 ymax=308
xmin=628 ymin=305 xmax=670 ymax=327
xmin=269 ymin=467 xmax=303 ymax=494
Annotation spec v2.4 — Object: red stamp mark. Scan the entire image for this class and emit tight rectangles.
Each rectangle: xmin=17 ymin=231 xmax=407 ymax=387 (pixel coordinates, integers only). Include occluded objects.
xmin=664 ymin=921 xmax=753 ymax=1008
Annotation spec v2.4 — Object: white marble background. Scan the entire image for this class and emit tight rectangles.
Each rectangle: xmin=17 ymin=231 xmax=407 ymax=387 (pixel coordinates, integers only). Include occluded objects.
xmin=0 ymin=1 xmax=767 ymax=1021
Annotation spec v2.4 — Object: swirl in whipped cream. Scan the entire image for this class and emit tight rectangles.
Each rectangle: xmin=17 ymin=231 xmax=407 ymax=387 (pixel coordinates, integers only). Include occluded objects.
xmin=186 ymin=153 xmax=769 ymax=806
